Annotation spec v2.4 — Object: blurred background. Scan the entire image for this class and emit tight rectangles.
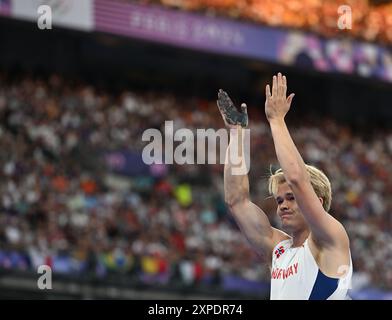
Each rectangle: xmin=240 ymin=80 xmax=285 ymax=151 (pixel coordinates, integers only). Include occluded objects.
xmin=0 ymin=0 xmax=392 ymax=300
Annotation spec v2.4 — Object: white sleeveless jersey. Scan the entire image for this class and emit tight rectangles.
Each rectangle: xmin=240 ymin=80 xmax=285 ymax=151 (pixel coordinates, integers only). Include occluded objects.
xmin=270 ymin=238 xmax=352 ymax=300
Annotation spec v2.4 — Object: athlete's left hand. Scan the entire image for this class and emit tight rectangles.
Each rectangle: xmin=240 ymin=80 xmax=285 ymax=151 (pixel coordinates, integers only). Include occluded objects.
xmin=265 ymin=73 xmax=295 ymax=122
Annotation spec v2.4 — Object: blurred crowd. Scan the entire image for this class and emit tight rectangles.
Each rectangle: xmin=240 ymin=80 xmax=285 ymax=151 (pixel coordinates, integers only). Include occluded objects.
xmin=135 ymin=0 xmax=392 ymax=45
xmin=0 ymin=71 xmax=392 ymax=294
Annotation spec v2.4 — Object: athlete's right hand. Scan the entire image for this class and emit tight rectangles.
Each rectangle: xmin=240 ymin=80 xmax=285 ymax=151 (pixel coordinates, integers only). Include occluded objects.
xmin=217 ymin=89 xmax=248 ymax=129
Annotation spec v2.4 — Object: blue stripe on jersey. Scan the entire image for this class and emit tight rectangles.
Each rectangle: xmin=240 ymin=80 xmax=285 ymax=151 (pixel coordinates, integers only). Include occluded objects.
xmin=308 ymin=270 xmax=339 ymax=300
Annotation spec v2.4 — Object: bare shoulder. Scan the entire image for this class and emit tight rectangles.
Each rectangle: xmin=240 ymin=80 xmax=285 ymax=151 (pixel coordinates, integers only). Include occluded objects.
xmin=229 ymin=200 xmax=291 ymax=263
xmin=319 ymin=213 xmax=350 ymax=249
xmin=270 ymin=227 xmax=292 ymax=255
xmin=272 ymin=227 xmax=292 ymax=247
xmin=308 ymin=222 xmax=351 ymax=278
xmin=262 ymin=227 xmax=291 ymax=266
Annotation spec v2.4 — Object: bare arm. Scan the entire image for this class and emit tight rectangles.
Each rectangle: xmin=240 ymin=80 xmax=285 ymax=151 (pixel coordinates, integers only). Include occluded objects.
xmin=217 ymin=90 xmax=289 ymax=261
xmin=265 ymin=73 xmax=349 ymax=249
xmin=224 ymin=128 xmax=289 ymax=260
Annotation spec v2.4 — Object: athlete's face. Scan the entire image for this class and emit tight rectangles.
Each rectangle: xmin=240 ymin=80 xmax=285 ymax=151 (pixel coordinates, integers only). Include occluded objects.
xmin=275 ymin=182 xmax=308 ymax=232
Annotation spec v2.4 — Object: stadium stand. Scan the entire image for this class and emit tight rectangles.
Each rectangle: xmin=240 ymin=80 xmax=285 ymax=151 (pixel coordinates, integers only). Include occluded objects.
xmin=0 ymin=0 xmax=392 ymax=300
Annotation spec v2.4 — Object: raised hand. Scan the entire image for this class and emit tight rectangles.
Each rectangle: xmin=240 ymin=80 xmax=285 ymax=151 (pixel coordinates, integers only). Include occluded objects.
xmin=217 ymin=89 xmax=248 ymax=128
xmin=265 ymin=73 xmax=295 ymax=122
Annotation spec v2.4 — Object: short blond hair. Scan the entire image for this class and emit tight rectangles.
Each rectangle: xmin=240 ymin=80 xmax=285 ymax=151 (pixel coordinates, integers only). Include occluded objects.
xmin=268 ymin=165 xmax=332 ymax=212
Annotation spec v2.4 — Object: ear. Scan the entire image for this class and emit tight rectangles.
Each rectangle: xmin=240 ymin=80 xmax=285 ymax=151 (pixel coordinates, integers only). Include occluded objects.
xmin=318 ymin=197 xmax=324 ymax=206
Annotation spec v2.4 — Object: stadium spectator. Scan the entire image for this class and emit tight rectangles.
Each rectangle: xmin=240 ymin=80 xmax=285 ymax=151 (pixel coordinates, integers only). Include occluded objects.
xmin=0 ymin=71 xmax=391 ymax=293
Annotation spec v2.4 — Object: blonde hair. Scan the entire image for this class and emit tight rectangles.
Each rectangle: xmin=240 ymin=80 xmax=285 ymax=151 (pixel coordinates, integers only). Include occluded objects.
xmin=268 ymin=165 xmax=332 ymax=212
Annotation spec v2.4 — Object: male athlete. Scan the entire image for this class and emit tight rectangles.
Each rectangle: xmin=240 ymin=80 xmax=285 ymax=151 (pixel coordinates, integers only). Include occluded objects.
xmin=217 ymin=73 xmax=352 ymax=300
